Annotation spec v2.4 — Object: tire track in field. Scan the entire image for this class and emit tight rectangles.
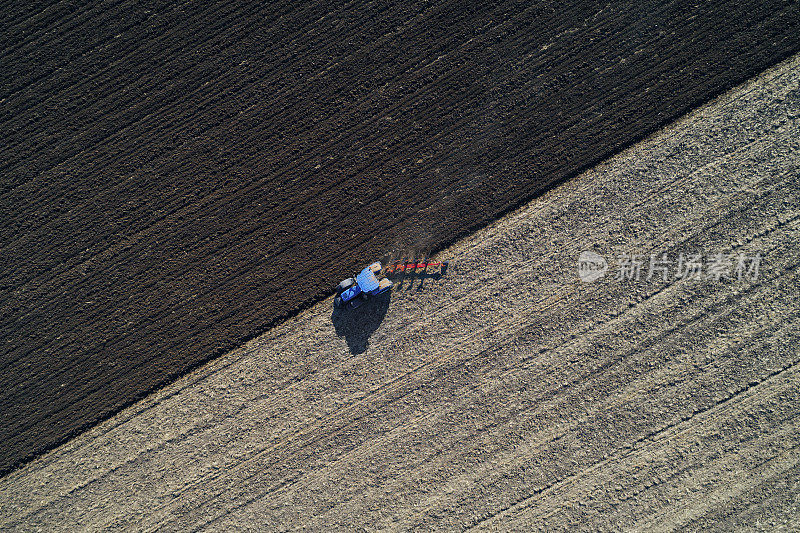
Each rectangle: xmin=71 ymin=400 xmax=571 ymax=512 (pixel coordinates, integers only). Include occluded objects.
xmin=304 ymin=226 xmax=800 ymax=531
xmin=212 ymin=267 xmax=800 ymax=533
xmin=471 ymin=362 xmax=800 ymax=531
xmin=140 ymin=212 xmax=800 ymax=533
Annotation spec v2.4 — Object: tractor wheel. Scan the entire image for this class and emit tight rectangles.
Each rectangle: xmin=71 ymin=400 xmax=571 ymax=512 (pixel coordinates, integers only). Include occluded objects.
xmin=333 ymin=295 xmax=343 ymax=308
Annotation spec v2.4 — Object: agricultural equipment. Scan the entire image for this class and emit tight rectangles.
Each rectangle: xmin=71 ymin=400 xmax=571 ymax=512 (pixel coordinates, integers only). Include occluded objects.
xmin=334 ymin=262 xmax=393 ymax=309
xmin=384 ymin=257 xmax=449 ymax=276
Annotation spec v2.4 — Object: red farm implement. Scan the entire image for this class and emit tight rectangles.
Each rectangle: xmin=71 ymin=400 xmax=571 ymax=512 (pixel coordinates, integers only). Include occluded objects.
xmin=383 ymin=257 xmax=449 ymax=276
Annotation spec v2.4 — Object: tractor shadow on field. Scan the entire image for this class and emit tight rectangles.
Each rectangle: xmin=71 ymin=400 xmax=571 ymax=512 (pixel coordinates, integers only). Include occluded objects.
xmin=331 ymin=291 xmax=391 ymax=355
xmin=388 ymin=269 xmax=447 ymax=292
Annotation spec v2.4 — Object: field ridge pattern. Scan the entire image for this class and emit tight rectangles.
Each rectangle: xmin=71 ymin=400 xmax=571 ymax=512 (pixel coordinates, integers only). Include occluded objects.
xmin=1 ymin=0 xmax=799 ymax=475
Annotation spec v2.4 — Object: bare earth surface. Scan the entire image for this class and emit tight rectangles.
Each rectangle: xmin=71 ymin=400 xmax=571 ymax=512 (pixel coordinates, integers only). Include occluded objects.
xmin=1 ymin=54 xmax=799 ymax=531
xmin=4 ymin=0 xmax=800 ymax=474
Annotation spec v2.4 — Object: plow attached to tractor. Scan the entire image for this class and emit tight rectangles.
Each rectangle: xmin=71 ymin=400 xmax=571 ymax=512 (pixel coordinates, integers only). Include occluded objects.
xmin=383 ymin=257 xmax=449 ymax=276
xmin=333 ymin=257 xmax=449 ymax=310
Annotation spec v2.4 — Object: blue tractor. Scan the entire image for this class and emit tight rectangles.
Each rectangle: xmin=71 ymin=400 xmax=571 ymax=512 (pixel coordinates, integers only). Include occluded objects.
xmin=334 ymin=262 xmax=393 ymax=309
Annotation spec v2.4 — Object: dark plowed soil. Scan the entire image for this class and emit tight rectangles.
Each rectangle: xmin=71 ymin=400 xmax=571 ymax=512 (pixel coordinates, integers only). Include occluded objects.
xmin=1 ymin=0 xmax=798 ymax=476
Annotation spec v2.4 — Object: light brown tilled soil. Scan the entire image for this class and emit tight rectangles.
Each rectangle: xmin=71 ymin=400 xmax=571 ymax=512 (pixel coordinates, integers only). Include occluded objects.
xmin=1 ymin=52 xmax=799 ymax=532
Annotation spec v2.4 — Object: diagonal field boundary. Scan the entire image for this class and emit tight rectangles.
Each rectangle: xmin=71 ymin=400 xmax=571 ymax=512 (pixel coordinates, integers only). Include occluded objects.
xmin=2 ymin=0 xmax=800 ymax=476
xmin=1 ymin=48 xmax=799 ymax=530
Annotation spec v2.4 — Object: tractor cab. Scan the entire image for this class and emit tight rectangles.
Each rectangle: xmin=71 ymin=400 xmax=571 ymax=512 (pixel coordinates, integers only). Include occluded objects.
xmin=334 ymin=262 xmax=393 ymax=309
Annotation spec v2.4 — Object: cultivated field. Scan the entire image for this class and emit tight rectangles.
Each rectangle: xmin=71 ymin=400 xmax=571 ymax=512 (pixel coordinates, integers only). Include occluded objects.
xmin=2 ymin=53 xmax=798 ymax=531
xmin=2 ymin=0 xmax=799 ymax=474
